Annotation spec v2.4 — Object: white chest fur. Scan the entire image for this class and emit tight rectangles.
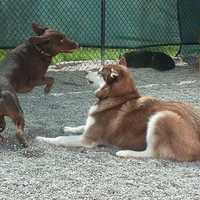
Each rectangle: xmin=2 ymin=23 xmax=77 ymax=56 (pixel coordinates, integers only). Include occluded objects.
xmin=83 ymin=105 xmax=97 ymax=135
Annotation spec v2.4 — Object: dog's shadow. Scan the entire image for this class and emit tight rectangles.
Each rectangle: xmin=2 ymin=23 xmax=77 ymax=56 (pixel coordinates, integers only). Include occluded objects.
xmin=0 ymin=127 xmax=48 ymax=153
xmin=0 ymin=127 xmax=118 ymax=158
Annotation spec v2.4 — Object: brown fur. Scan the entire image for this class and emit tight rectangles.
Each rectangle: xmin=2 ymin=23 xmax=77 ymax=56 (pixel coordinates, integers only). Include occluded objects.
xmin=83 ymin=64 xmax=200 ymax=161
xmin=0 ymin=23 xmax=79 ymax=147
xmin=1 ymin=23 xmax=79 ymax=93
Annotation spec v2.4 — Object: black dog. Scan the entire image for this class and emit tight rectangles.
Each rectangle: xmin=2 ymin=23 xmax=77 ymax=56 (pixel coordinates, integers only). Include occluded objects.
xmin=0 ymin=23 xmax=79 ymax=146
xmin=119 ymin=51 xmax=175 ymax=71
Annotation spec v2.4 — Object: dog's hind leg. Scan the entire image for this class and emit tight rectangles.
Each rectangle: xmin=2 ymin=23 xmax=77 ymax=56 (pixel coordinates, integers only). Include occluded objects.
xmin=116 ymin=111 xmax=200 ymax=161
xmin=34 ymin=77 xmax=54 ymax=94
xmin=44 ymin=77 xmax=54 ymax=94
xmin=0 ymin=116 xmax=7 ymax=144
xmin=2 ymin=91 xmax=28 ymax=147
xmin=15 ymin=119 xmax=28 ymax=148
xmin=36 ymin=135 xmax=96 ymax=148
xmin=116 ymin=111 xmax=174 ymax=159
xmin=0 ymin=116 xmax=6 ymax=132
xmin=63 ymin=125 xmax=85 ymax=134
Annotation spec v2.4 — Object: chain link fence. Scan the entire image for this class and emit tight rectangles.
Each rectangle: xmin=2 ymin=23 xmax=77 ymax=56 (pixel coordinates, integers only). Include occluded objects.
xmin=0 ymin=0 xmax=200 ymax=64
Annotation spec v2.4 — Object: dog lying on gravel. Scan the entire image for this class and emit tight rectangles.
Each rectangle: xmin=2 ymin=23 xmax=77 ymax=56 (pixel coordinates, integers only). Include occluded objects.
xmin=37 ymin=64 xmax=200 ymax=161
xmin=0 ymin=23 xmax=79 ymax=147
xmin=119 ymin=51 xmax=175 ymax=71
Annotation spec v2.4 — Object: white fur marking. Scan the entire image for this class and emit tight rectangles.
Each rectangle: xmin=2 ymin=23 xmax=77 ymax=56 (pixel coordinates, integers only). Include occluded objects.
xmin=36 ymin=135 xmax=83 ymax=147
xmin=116 ymin=111 xmax=171 ymax=158
xmin=146 ymin=112 xmax=168 ymax=149
xmin=111 ymin=68 xmax=119 ymax=78
xmin=88 ymin=105 xmax=97 ymax=115
xmin=83 ymin=106 xmax=97 ymax=135
xmin=86 ymin=71 xmax=105 ymax=88
xmin=116 ymin=149 xmax=151 ymax=158
xmin=63 ymin=125 xmax=85 ymax=134
xmin=95 ymin=80 xmax=106 ymax=96
xmin=36 ymin=134 xmax=96 ymax=148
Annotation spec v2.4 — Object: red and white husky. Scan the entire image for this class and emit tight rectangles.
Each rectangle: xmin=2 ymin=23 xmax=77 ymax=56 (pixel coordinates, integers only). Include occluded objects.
xmin=37 ymin=64 xmax=200 ymax=161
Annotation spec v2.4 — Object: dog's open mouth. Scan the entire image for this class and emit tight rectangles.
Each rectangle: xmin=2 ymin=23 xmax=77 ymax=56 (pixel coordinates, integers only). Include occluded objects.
xmin=61 ymin=49 xmax=76 ymax=53
xmin=60 ymin=46 xmax=80 ymax=53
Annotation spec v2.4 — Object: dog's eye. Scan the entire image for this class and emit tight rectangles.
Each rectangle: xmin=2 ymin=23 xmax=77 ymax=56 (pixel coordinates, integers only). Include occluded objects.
xmin=60 ymin=39 xmax=64 ymax=43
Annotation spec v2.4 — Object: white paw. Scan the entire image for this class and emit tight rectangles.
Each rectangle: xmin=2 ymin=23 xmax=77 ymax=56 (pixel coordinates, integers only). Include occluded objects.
xmin=116 ymin=150 xmax=134 ymax=158
xmin=63 ymin=126 xmax=73 ymax=133
xmin=35 ymin=136 xmax=46 ymax=142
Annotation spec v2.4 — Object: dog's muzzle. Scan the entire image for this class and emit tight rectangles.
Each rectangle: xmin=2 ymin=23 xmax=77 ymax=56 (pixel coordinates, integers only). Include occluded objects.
xmin=86 ymin=71 xmax=104 ymax=88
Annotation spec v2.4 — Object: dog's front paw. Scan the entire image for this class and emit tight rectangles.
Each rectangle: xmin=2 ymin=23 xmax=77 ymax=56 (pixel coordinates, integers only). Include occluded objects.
xmin=35 ymin=136 xmax=46 ymax=142
xmin=63 ymin=125 xmax=85 ymax=133
xmin=44 ymin=77 xmax=54 ymax=94
xmin=116 ymin=150 xmax=134 ymax=158
xmin=63 ymin=126 xmax=73 ymax=133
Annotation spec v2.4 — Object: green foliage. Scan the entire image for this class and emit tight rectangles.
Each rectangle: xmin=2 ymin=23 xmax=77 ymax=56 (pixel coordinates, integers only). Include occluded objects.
xmin=52 ymin=46 xmax=179 ymax=64
xmin=52 ymin=48 xmax=101 ymax=63
xmin=0 ymin=49 xmax=7 ymax=61
xmin=0 ymin=46 xmax=179 ymax=65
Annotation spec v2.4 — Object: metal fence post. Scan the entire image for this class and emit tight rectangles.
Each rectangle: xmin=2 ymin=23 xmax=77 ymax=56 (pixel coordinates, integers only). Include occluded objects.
xmin=101 ymin=0 xmax=106 ymax=65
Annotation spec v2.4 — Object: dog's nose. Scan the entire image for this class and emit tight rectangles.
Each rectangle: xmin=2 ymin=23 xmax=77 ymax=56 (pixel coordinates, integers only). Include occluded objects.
xmin=84 ymin=71 xmax=88 ymax=75
xmin=88 ymin=80 xmax=94 ymax=84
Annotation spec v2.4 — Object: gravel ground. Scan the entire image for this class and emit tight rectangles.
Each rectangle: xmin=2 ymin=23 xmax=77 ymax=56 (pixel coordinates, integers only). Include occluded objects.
xmin=1 ymin=60 xmax=200 ymax=200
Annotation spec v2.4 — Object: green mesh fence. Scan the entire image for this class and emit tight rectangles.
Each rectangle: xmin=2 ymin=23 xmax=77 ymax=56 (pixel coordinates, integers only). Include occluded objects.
xmin=0 ymin=0 xmax=200 ymax=62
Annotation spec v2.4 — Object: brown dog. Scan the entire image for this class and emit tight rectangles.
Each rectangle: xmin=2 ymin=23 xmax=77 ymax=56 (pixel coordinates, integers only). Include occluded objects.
xmin=0 ymin=23 xmax=79 ymax=146
xmin=1 ymin=23 xmax=79 ymax=93
xmin=0 ymin=76 xmax=27 ymax=147
xmin=36 ymin=64 xmax=200 ymax=161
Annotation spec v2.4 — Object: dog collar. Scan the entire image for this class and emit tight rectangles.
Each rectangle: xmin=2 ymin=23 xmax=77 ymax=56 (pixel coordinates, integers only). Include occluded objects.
xmin=33 ymin=44 xmax=52 ymax=57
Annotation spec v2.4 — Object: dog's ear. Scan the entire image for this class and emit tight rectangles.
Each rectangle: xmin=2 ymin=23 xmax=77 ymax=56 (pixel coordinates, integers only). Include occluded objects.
xmin=29 ymin=35 xmax=49 ymax=44
xmin=32 ymin=23 xmax=48 ymax=35
xmin=119 ymin=57 xmax=127 ymax=67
